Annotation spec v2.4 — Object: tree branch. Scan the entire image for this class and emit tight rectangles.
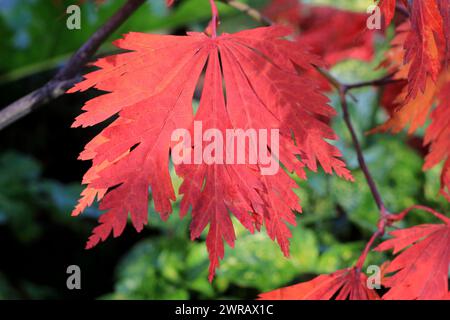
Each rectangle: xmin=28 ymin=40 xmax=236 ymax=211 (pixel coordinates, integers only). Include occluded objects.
xmin=218 ymin=0 xmax=273 ymax=26
xmin=316 ymin=67 xmax=388 ymax=213
xmin=0 ymin=77 xmax=81 ymax=129
xmin=0 ymin=0 xmax=146 ymax=131
xmin=317 ymin=67 xmax=393 ymax=269
xmin=343 ymin=72 xmax=402 ymax=91
xmin=338 ymin=90 xmax=387 ymax=213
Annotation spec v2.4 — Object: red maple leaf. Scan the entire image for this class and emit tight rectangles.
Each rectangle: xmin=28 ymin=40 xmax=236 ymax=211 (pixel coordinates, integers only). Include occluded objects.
xmin=423 ymin=80 xmax=450 ymax=201
xmin=403 ymin=0 xmax=444 ymax=101
xmin=376 ymin=1 xmax=445 ymax=104
xmin=374 ymin=10 xmax=450 ymax=202
xmin=296 ymin=6 xmax=375 ymax=67
xmin=69 ymin=26 xmax=353 ymax=280
xmin=259 ymin=267 xmax=379 ymax=300
xmin=438 ymin=0 xmax=450 ymax=61
xmin=378 ymin=0 xmax=397 ymax=27
xmin=264 ymin=1 xmax=376 ymax=67
xmin=377 ymin=0 xmax=409 ymax=28
xmin=263 ymin=0 xmax=301 ymax=26
xmin=264 ymin=1 xmax=376 ymax=92
xmin=260 ymin=207 xmax=450 ymax=300
xmin=375 ymin=213 xmax=450 ymax=300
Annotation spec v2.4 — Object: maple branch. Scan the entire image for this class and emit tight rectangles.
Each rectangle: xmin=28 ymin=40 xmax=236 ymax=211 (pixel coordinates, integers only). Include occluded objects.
xmin=338 ymin=90 xmax=387 ymax=214
xmin=388 ymin=205 xmax=450 ymax=224
xmin=218 ymin=0 xmax=273 ymax=26
xmin=343 ymin=73 xmax=402 ymax=91
xmin=0 ymin=0 xmax=146 ymax=131
xmin=0 ymin=77 xmax=81 ymax=130
xmin=315 ymin=67 xmax=387 ymax=213
xmin=316 ymin=68 xmax=400 ymax=93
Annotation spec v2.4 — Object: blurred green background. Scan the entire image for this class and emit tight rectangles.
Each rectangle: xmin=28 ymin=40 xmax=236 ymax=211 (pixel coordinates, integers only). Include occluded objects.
xmin=0 ymin=0 xmax=448 ymax=299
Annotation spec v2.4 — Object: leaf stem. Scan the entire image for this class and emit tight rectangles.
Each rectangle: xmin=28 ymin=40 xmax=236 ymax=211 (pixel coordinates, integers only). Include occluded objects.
xmin=208 ymin=0 xmax=220 ymax=38
xmin=355 ymin=229 xmax=383 ymax=271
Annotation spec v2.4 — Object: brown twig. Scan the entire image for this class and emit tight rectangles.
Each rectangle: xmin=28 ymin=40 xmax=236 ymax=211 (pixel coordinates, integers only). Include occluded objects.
xmin=338 ymin=90 xmax=387 ymax=213
xmin=316 ymin=67 xmax=389 ymax=214
xmin=344 ymin=72 xmax=402 ymax=91
xmin=319 ymin=68 xmax=392 ymax=269
xmin=218 ymin=0 xmax=273 ymax=26
xmin=0 ymin=0 xmax=146 ymax=131
xmin=0 ymin=77 xmax=81 ymax=129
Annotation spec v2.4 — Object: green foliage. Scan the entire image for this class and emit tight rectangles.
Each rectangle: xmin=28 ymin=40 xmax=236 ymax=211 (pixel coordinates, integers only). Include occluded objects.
xmin=0 ymin=152 xmax=87 ymax=242
xmin=0 ymin=0 xmax=253 ymax=83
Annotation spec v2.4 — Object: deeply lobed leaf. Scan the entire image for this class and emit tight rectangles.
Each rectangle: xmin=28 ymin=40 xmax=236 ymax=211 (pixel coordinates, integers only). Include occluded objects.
xmin=69 ymin=26 xmax=353 ymax=280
